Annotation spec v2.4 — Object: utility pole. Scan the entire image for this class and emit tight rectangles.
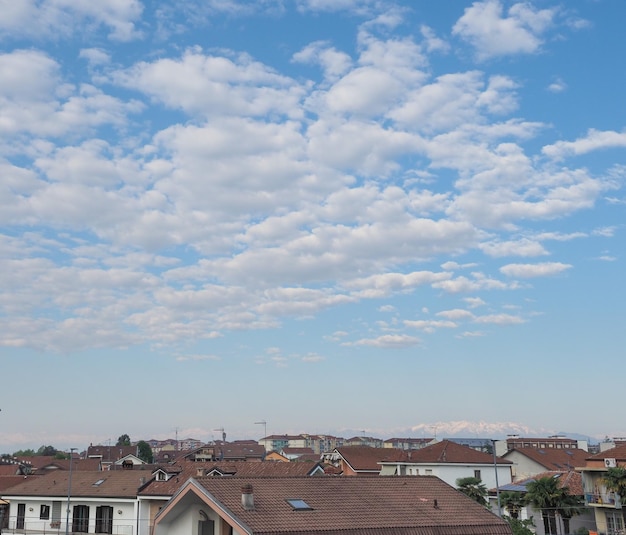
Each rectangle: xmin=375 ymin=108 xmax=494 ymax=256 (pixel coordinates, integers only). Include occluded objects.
xmin=65 ymin=448 xmax=77 ymax=535
xmin=491 ymin=440 xmax=502 ymax=517
xmin=255 ymin=421 xmax=267 ymax=451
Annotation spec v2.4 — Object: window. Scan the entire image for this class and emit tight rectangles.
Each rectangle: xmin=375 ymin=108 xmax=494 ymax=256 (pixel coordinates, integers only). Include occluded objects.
xmin=72 ymin=505 xmax=89 ymax=533
xmin=474 ymin=470 xmax=481 ymax=480
xmin=17 ymin=504 xmax=25 ymax=530
xmin=40 ymin=505 xmax=51 ymax=520
xmin=95 ymin=506 xmax=113 ymax=534
xmin=51 ymin=501 xmax=62 ymax=528
xmin=606 ymin=512 xmax=624 ymax=535
xmin=425 ymin=469 xmax=433 ymax=475
xmin=286 ymin=499 xmax=313 ymax=510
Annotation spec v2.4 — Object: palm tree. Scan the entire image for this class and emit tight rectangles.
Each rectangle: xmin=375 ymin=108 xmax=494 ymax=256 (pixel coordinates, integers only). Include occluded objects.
xmin=555 ymin=490 xmax=584 ymax=535
xmin=603 ymin=467 xmax=626 ymax=505
xmin=456 ymin=476 xmax=488 ymax=506
xmin=525 ymin=476 xmax=561 ymax=535
xmin=500 ymin=490 xmax=525 ymax=519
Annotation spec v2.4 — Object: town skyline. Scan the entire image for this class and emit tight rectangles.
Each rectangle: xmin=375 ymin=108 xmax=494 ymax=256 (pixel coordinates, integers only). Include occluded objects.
xmin=0 ymin=418 xmax=613 ymax=455
xmin=1 ymin=1 xmax=625 ymax=450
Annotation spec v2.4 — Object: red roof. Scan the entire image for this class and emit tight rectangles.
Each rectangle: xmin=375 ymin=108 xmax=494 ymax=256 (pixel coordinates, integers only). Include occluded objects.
xmin=399 ymin=440 xmax=512 ymax=465
xmin=174 ymin=475 xmax=513 ymax=535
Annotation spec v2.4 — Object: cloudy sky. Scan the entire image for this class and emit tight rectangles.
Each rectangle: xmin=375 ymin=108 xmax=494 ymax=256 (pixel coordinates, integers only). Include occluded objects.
xmin=1 ymin=0 xmax=625 ymax=453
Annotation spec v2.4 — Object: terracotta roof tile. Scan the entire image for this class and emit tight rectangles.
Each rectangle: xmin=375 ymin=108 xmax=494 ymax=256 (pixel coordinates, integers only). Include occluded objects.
xmin=140 ymin=461 xmax=324 ymax=497
xmin=398 ymin=440 xmax=511 ymax=465
xmin=586 ymin=443 xmax=626 ymax=461
xmin=505 ymin=448 xmax=588 ymax=471
xmin=3 ymin=470 xmax=151 ymax=498
xmin=190 ymin=476 xmax=512 ymax=535
xmin=334 ymin=447 xmax=406 ymax=471
xmin=503 ymin=471 xmax=584 ymax=496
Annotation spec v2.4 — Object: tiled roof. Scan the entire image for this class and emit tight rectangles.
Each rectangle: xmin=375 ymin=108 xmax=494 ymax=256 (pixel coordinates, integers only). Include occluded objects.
xmin=185 ymin=475 xmax=512 ymax=535
xmin=586 ymin=443 xmax=626 ymax=461
xmin=0 ymin=475 xmax=31 ymax=492
xmin=334 ymin=447 xmax=406 ymax=471
xmin=0 ymin=465 xmax=22 ymax=476
xmin=282 ymin=448 xmax=315 ymax=455
xmin=87 ymin=445 xmax=137 ymax=461
xmin=3 ymin=470 xmax=152 ymax=498
xmin=397 ymin=440 xmax=511 ymax=465
xmin=505 ymin=448 xmax=588 ymax=471
xmin=499 ymin=471 xmax=583 ymax=496
xmin=140 ymin=461 xmax=324 ymax=497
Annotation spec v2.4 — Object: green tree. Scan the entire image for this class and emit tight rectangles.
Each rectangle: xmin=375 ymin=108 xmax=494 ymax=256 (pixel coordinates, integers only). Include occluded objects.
xmin=13 ymin=449 xmax=36 ymax=457
xmin=116 ymin=434 xmax=131 ymax=446
xmin=456 ymin=476 xmax=488 ymax=506
xmin=37 ymin=445 xmax=58 ymax=456
xmin=555 ymin=490 xmax=583 ymax=535
xmin=136 ymin=441 xmax=153 ymax=463
xmin=500 ymin=491 xmax=525 ymax=519
xmin=603 ymin=467 xmax=626 ymax=504
xmin=525 ymin=476 xmax=563 ymax=535
xmin=504 ymin=516 xmax=535 ymax=535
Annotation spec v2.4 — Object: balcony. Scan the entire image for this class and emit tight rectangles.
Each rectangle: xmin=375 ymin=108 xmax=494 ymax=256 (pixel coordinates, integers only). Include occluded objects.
xmin=585 ymin=492 xmax=622 ymax=508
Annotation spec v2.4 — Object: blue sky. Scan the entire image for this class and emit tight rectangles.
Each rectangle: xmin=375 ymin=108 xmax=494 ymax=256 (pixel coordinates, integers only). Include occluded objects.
xmin=1 ymin=0 xmax=625 ymax=453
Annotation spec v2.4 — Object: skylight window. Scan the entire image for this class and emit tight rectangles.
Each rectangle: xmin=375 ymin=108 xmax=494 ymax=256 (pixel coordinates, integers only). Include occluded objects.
xmin=286 ymin=499 xmax=313 ymax=510
xmin=93 ymin=479 xmax=105 ymax=486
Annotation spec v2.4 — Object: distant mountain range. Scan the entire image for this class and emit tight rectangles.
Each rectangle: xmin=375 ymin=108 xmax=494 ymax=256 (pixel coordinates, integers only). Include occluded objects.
xmin=337 ymin=421 xmax=601 ymax=443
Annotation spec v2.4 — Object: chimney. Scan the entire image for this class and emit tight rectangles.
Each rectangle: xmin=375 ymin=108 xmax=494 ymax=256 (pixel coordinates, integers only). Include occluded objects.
xmin=196 ymin=468 xmax=205 ymax=477
xmin=241 ymin=484 xmax=254 ymax=511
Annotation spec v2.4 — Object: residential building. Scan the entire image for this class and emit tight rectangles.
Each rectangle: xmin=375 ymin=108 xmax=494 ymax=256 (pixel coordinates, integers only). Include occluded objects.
xmin=503 ymin=447 xmax=589 ymax=481
xmin=383 ymin=437 xmax=435 ymax=450
xmin=578 ymin=443 xmax=626 ymax=535
xmin=496 ymin=436 xmax=588 ymax=457
xmin=323 ymin=446 xmax=406 ymax=476
xmin=152 ymin=475 xmax=513 ymax=535
xmin=2 ymin=470 xmax=151 ymax=535
xmin=280 ymin=447 xmax=315 ymax=461
xmin=137 ymin=460 xmax=326 ymax=535
xmin=257 ymin=435 xmax=306 ymax=453
xmin=344 ymin=436 xmax=384 ymax=448
xmin=378 ymin=439 xmax=513 ymax=489
xmin=491 ymin=470 xmax=595 ymax=535
xmin=86 ymin=445 xmax=139 ymax=469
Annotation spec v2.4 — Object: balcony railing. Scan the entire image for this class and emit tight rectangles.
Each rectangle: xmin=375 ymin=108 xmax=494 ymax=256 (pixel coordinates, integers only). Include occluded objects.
xmin=585 ymin=492 xmax=622 ymax=508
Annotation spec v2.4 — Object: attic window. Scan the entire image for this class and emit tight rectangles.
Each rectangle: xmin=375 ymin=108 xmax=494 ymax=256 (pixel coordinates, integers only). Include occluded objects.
xmin=93 ymin=479 xmax=105 ymax=486
xmin=286 ymin=499 xmax=313 ymax=511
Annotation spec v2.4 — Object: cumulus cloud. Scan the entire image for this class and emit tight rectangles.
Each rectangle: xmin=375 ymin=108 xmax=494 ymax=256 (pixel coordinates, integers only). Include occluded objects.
xmin=0 ymin=0 xmax=143 ymax=41
xmin=347 ymin=334 xmax=421 ymax=348
xmin=500 ymin=262 xmax=572 ymax=278
xmin=452 ymin=0 xmax=556 ymax=60
xmin=542 ymin=129 xmax=626 ymax=161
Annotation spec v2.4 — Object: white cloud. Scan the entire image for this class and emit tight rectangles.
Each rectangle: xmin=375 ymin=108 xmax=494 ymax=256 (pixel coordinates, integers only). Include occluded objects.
xmin=436 ymin=309 xmax=474 ymax=320
xmin=500 ymin=262 xmax=572 ymax=278
xmin=347 ymin=334 xmax=421 ymax=348
xmin=403 ymin=319 xmax=457 ymax=333
xmin=452 ymin=0 xmax=555 ymax=60
xmin=114 ymin=49 xmax=305 ymax=119
xmin=292 ymin=41 xmax=353 ymax=82
xmin=473 ymin=313 xmax=525 ymax=325
xmin=480 ymin=238 xmax=548 ymax=258
xmin=542 ymin=129 xmax=626 ymax=161
xmin=0 ymin=0 xmax=143 ymax=41
xmin=463 ymin=297 xmax=486 ymax=309
xmin=547 ymin=77 xmax=567 ymax=93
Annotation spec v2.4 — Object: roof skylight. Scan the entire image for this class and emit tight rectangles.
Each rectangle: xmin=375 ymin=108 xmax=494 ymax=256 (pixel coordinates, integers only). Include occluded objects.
xmin=286 ymin=499 xmax=313 ymax=510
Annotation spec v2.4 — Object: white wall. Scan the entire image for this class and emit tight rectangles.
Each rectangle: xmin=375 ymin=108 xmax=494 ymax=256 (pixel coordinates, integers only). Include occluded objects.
xmin=380 ymin=463 xmax=512 ymax=489
xmin=6 ymin=497 xmax=138 ymax=535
